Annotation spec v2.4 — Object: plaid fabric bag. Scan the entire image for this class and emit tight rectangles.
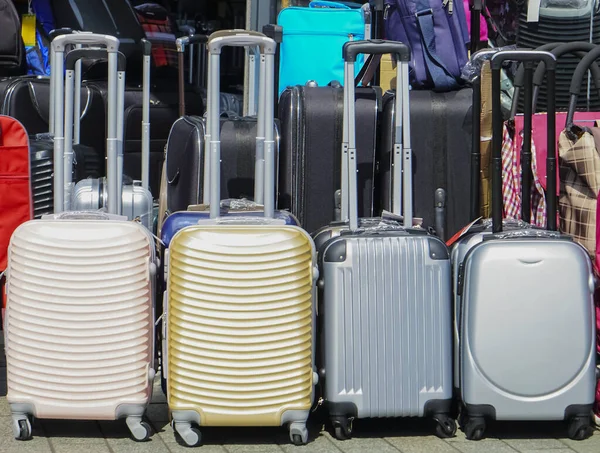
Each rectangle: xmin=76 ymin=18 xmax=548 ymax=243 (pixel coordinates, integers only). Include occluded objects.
xmin=501 ymin=121 xmax=547 ymax=227
xmin=134 ymin=3 xmax=177 ymax=69
xmin=558 ymin=126 xmax=600 ymax=261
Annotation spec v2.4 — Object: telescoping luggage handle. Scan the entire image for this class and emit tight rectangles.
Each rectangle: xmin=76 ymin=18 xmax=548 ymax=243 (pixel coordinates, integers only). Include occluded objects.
xmin=566 ymin=46 xmax=600 ymax=128
xmin=48 ymin=28 xmax=75 ymax=135
xmin=176 ymin=34 xmax=209 ymax=117
xmin=63 ymin=50 xmax=126 ymax=213
xmin=341 ymin=39 xmax=411 ymax=231
xmin=52 ymin=34 xmax=121 ymax=215
xmin=206 ymin=30 xmax=277 ymax=220
xmin=490 ymin=50 xmax=557 ymax=233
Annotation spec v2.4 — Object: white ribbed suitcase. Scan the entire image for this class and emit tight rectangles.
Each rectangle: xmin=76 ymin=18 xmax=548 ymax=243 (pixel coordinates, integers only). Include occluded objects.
xmin=4 ymin=33 xmax=156 ymax=442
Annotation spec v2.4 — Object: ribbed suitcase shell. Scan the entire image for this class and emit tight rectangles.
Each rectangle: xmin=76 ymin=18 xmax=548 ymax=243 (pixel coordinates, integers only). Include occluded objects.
xmin=321 ymin=233 xmax=453 ymax=418
xmin=166 ymin=225 xmax=316 ymax=427
xmin=460 ymin=238 xmax=596 ymax=420
xmin=5 ymin=220 xmax=155 ymax=420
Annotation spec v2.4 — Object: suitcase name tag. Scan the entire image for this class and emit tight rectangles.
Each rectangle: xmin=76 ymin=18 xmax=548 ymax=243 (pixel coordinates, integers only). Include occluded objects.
xmin=21 ymin=13 xmax=37 ymax=47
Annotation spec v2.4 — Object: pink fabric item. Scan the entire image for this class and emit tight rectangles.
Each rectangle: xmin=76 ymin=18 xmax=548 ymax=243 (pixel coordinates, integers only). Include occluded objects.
xmin=514 ymin=112 xmax=600 ymax=196
xmin=463 ymin=0 xmax=488 ymax=42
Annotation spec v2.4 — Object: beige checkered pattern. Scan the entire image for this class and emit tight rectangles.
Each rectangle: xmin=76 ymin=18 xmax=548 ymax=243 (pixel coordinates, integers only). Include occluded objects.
xmin=558 ymin=127 xmax=600 ymax=260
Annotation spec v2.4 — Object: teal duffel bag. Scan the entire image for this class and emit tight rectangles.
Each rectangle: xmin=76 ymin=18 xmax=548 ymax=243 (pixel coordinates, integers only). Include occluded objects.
xmin=277 ymin=1 xmax=370 ymax=96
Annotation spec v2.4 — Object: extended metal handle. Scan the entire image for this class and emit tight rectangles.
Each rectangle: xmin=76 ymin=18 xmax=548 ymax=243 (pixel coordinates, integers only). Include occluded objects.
xmin=52 ymin=33 xmax=119 ymax=52
xmin=208 ymin=30 xmax=276 ymax=55
xmin=343 ymin=39 xmax=411 ymax=62
xmin=491 ymin=50 xmax=556 ymax=70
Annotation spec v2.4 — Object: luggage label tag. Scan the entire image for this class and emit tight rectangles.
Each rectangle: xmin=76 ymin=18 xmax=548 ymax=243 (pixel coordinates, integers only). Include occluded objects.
xmin=21 ymin=2 xmax=37 ymax=47
xmin=446 ymin=217 xmax=483 ymax=248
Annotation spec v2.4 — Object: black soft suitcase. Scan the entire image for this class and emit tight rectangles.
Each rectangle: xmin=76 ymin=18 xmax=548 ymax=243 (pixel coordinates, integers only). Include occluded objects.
xmin=377 ymin=88 xmax=473 ymax=238
xmin=85 ymin=80 xmax=204 ymax=195
xmin=278 ymin=84 xmax=380 ymax=234
xmin=163 ymin=35 xmax=279 ymax=216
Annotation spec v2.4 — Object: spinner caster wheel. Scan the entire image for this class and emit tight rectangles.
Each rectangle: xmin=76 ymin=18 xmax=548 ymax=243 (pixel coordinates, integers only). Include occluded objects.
xmin=289 ymin=422 xmax=308 ymax=445
xmin=128 ymin=419 xmax=152 ymax=442
xmin=13 ymin=417 xmax=32 ymax=441
xmin=331 ymin=417 xmax=353 ymax=441
xmin=567 ymin=416 xmax=593 ymax=441
xmin=464 ymin=417 xmax=486 ymax=441
xmin=434 ymin=415 xmax=457 ymax=438
xmin=174 ymin=422 xmax=202 ymax=448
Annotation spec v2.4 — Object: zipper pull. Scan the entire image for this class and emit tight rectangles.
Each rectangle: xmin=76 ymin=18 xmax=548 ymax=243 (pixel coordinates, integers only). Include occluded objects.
xmin=348 ymin=33 xmax=354 ymax=41
xmin=383 ymin=4 xmax=389 ymax=20
xmin=448 ymin=0 xmax=454 ymax=14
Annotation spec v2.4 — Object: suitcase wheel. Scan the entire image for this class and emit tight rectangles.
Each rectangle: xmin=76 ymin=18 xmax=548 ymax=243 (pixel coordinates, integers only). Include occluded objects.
xmin=127 ymin=416 xmax=153 ymax=442
xmin=12 ymin=416 xmax=32 ymax=441
xmin=463 ymin=417 xmax=485 ymax=441
xmin=173 ymin=421 xmax=202 ymax=447
xmin=289 ymin=421 xmax=309 ymax=445
xmin=567 ymin=416 xmax=593 ymax=441
xmin=331 ymin=417 xmax=353 ymax=441
xmin=433 ymin=414 xmax=457 ymax=439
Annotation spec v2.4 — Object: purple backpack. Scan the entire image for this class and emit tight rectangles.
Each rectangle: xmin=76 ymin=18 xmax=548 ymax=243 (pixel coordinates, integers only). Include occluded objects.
xmin=384 ymin=0 xmax=469 ymax=91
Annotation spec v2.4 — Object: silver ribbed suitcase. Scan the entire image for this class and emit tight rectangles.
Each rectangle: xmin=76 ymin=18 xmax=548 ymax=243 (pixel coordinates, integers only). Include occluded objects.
xmin=457 ymin=50 xmax=596 ymax=441
xmin=72 ymin=40 xmax=153 ymax=229
xmin=318 ymin=40 xmax=455 ymax=441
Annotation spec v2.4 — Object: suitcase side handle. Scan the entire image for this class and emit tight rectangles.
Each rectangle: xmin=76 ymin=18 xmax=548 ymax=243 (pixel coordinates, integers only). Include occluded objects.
xmin=206 ymin=30 xmax=277 ymax=219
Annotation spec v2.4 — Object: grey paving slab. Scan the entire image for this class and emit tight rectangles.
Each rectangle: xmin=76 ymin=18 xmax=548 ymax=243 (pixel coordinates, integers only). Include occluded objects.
xmin=559 ymin=432 xmax=600 ymax=453
xmin=445 ymin=439 xmax=519 ymax=453
xmin=49 ymin=440 xmax=112 ymax=453
xmin=502 ymin=438 xmax=572 ymax=451
xmin=520 ymin=450 xmax=576 ymax=453
xmin=326 ymin=436 xmax=401 ymax=453
xmin=0 ymin=416 xmax=52 ymax=453
xmin=385 ymin=436 xmax=461 ymax=453
xmin=279 ymin=433 xmax=342 ymax=453
xmin=41 ymin=419 xmax=106 ymax=442
xmin=146 ymin=402 xmax=170 ymax=423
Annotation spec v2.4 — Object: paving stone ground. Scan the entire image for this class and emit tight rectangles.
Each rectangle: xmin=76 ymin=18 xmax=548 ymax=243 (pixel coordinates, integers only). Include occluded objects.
xmin=0 ymin=338 xmax=598 ymax=452
xmin=0 ymin=375 xmax=598 ymax=453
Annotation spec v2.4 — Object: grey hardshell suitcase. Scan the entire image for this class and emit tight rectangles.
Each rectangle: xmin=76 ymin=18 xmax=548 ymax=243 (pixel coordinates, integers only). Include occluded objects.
xmin=318 ymin=40 xmax=455 ymax=440
xmin=456 ymin=50 xmax=596 ymax=441
xmin=72 ymin=41 xmax=153 ymax=229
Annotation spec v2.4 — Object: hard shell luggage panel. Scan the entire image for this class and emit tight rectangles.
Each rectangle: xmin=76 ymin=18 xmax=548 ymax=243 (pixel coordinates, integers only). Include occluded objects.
xmin=166 ymin=225 xmax=316 ymax=426
xmin=5 ymin=220 xmax=155 ymax=420
xmin=322 ymin=234 xmax=453 ymax=418
xmin=460 ymin=239 xmax=596 ymax=419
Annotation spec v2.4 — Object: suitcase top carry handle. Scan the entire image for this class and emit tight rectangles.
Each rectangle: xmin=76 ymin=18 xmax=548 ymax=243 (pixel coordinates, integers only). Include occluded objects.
xmin=491 ymin=50 xmax=557 ymax=233
xmin=343 ymin=39 xmax=410 ymax=63
xmin=309 ymin=0 xmax=352 ymax=8
xmin=51 ymin=33 xmax=119 ymax=52
xmin=176 ymin=34 xmax=208 ymax=52
xmin=208 ymin=30 xmax=277 ymax=55
xmin=48 ymin=27 xmax=74 ymax=40
xmin=64 ymin=49 xmax=126 ymax=71
xmin=53 ymin=37 xmax=122 ymax=215
xmin=206 ymin=31 xmax=277 ymax=219
xmin=532 ymin=42 xmax=600 ymax=112
xmin=567 ymin=45 xmax=600 ymax=127
xmin=342 ymin=39 xmax=411 ymax=230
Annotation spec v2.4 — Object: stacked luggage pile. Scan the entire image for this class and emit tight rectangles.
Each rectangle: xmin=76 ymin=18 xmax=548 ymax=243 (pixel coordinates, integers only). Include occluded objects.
xmin=0 ymin=0 xmax=599 ymax=448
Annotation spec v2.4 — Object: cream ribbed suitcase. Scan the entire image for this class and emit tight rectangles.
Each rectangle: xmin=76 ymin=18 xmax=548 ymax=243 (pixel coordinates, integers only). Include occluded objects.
xmin=163 ymin=30 xmax=318 ymax=448
xmin=5 ymin=33 xmax=156 ymax=442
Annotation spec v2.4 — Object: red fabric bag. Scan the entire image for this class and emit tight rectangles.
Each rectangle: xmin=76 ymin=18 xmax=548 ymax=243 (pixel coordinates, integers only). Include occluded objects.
xmin=0 ymin=116 xmax=32 ymax=272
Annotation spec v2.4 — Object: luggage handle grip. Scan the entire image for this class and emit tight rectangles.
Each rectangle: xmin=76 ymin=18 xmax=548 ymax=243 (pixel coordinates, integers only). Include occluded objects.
xmin=176 ymin=35 xmax=209 ymax=52
xmin=64 ymin=49 xmax=126 ymax=71
xmin=141 ymin=38 xmax=152 ymax=56
xmin=343 ymin=39 xmax=411 ymax=63
xmin=208 ymin=31 xmax=276 ymax=55
xmin=490 ymin=50 xmax=556 ymax=70
xmin=52 ymin=34 xmax=120 ymax=52
xmin=309 ymin=0 xmax=351 ymax=9
xmin=566 ymin=45 xmax=600 ymax=127
xmin=48 ymin=28 xmax=74 ymax=41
